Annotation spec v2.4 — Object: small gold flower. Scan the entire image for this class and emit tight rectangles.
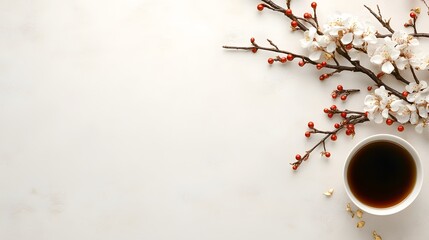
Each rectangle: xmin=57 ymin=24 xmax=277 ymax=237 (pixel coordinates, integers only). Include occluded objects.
xmin=346 ymin=203 xmax=355 ymax=218
xmin=356 ymin=209 xmax=363 ymax=218
xmin=357 ymin=220 xmax=365 ymax=228
xmin=373 ymin=231 xmax=382 ymax=240
xmin=413 ymin=7 xmax=421 ymax=14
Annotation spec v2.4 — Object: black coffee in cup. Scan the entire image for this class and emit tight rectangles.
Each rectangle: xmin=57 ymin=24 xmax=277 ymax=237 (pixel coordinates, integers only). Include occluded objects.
xmin=347 ymin=140 xmax=417 ymax=208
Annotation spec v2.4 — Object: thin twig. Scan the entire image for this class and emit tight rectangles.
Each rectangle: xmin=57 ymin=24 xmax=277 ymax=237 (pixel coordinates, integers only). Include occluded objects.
xmin=412 ymin=18 xmax=418 ymax=35
xmin=410 ymin=67 xmax=420 ymax=84
xmin=376 ymin=33 xmax=429 ymax=38
xmin=364 ymin=5 xmax=394 ymax=33
xmin=222 ymin=44 xmax=355 ymax=72
xmin=422 ymin=0 xmax=429 ymax=15
xmin=391 ymin=64 xmax=411 ymax=84
xmin=267 ymin=39 xmax=279 ymax=50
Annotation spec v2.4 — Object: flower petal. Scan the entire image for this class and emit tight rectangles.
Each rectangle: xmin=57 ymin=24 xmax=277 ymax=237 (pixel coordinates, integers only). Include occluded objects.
xmin=410 ymin=112 xmax=419 ymax=124
xmin=341 ymin=33 xmax=353 ymax=44
xmin=395 ymin=57 xmax=408 ymax=70
xmin=415 ymin=123 xmax=424 ymax=133
xmin=381 ymin=61 xmax=394 ymax=73
xmin=309 ymin=50 xmax=322 ymax=61
xmin=374 ymin=112 xmax=384 ymax=124
xmin=370 ymin=55 xmax=384 ymax=65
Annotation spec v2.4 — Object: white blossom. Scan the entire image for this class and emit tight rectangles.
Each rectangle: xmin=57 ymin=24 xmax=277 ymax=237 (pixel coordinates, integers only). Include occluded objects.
xmin=300 ymin=27 xmax=317 ymax=49
xmin=343 ymin=17 xmax=364 ymax=45
xmin=361 ymin=23 xmax=378 ymax=45
xmin=416 ymin=101 xmax=429 ymax=118
xmin=392 ymin=31 xmax=419 ymax=50
xmin=390 ymin=100 xmax=418 ymax=124
xmin=364 ymin=86 xmax=390 ymax=123
xmin=316 ymin=35 xmax=337 ymax=52
xmin=410 ymin=53 xmax=429 ymax=70
xmin=369 ymin=37 xmax=400 ymax=74
xmin=323 ymin=13 xmax=352 ymax=37
xmin=405 ymin=81 xmax=428 ymax=103
xmin=415 ymin=120 xmax=429 ymax=133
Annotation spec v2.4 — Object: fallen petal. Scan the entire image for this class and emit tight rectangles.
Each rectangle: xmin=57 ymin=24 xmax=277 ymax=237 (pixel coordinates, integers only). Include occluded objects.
xmin=323 ymin=188 xmax=334 ymax=196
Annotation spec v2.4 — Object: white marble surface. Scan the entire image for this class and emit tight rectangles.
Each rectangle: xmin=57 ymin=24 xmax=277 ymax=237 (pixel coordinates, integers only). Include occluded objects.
xmin=1 ymin=0 xmax=429 ymax=239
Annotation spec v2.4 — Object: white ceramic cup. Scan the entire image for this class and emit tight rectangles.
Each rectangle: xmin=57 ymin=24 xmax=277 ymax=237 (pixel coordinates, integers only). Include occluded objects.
xmin=343 ymin=134 xmax=423 ymax=215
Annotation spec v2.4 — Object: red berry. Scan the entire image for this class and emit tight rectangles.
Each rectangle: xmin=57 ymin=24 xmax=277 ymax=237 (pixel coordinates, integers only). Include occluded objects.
xmin=347 ymin=124 xmax=354 ymax=130
xmin=321 ymin=61 xmax=327 ymax=67
xmin=402 ymin=91 xmax=409 ymax=97
xmin=257 ymin=4 xmax=265 ymax=11
xmin=367 ymin=86 xmax=373 ymax=91
xmin=410 ymin=12 xmax=417 ymax=19
xmin=341 ymin=112 xmax=347 ymax=118
xmin=291 ymin=21 xmax=298 ymax=28
xmin=337 ymin=85 xmax=343 ymax=91
xmin=287 ymin=54 xmax=294 ymax=61
xmin=330 ymin=134 xmax=337 ymax=141
xmin=398 ymin=125 xmax=405 ymax=132
xmin=334 ymin=123 xmax=340 ymax=129
xmin=316 ymin=64 xmax=322 ymax=70
xmin=364 ymin=112 xmax=369 ymax=118
xmin=330 ymin=105 xmax=337 ymax=111
xmin=386 ymin=119 xmax=393 ymax=126
xmin=323 ymin=108 xmax=329 ymax=113
xmin=346 ymin=129 xmax=352 ymax=136
xmin=305 ymin=131 xmax=311 ymax=138
xmin=331 ymin=93 xmax=337 ymax=99
xmin=304 ymin=13 xmax=312 ymax=19
xmin=319 ymin=75 xmax=325 ymax=81
xmin=311 ymin=2 xmax=317 ymax=9
xmin=322 ymin=74 xmax=329 ymax=79
xmin=328 ymin=113 xmax=334 ymax=118
xmin=298 ymin=61 xmax=305 ymax=67
xmin=340 ymin=95 xmax=347 ymax=101
xmin=324 ymin=152 xmax=331 ymax=158
xmin=308 ymin=121 xmax=315 ymax=129
xmin=285 ymin=9 xmax=292 ymax=16
xmin=280 ymin=57 xmax=287 ymax=63
xmin=345 ymin=44 xmax=353 ymax=50
xmin=268 ymin=58 xmax=274 ymax=64
xmin=292 ymin=165 xmax=298 ymax=170
xmin=295 ymin=154 xmax=302 ymax=160
xmin=252 ymin=48 xmax=258 ymax=53
xmin=377 ymin=72 xmax=385 ymax=78
xmin=250 ymin=37 xmax=255 ymax=43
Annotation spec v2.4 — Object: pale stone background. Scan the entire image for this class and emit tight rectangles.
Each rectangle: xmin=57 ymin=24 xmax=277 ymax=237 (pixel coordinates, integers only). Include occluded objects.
xmin=1 ymin=0 xmax=429 ymax=239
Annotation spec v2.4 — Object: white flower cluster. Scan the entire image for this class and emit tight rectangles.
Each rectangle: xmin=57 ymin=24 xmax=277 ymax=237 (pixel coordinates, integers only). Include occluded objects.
xmin=364 ymin=82 xmax=429 ymax=133
xmin=300 ymin=13 xmax=429 ymax=133
xmin=300 ymin=13 xmax=429 ymax=73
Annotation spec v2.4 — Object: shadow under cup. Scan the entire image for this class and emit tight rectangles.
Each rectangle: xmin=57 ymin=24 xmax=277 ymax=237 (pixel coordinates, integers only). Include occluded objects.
xmin=343 ymin=134 xmax=423 ymax=216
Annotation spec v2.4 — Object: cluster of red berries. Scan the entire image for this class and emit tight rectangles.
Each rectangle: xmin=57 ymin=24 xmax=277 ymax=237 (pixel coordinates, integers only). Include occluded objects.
xmin=331 ymin=85 xmax=349 ymax=101
xmin=323 ymin=104 xmax=339 ymax=118
xmin=345 ymin=123 xmax=355 ymax=136
xmin=306 ymin=121 xmax=338 ymax=141
xmin=248 ymin=37 xmax=301 ymax=65
xmin=266 ymin=54 xmax=295 ymax=64
xmin=262 ymin=2 xmax=318 ymax=29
